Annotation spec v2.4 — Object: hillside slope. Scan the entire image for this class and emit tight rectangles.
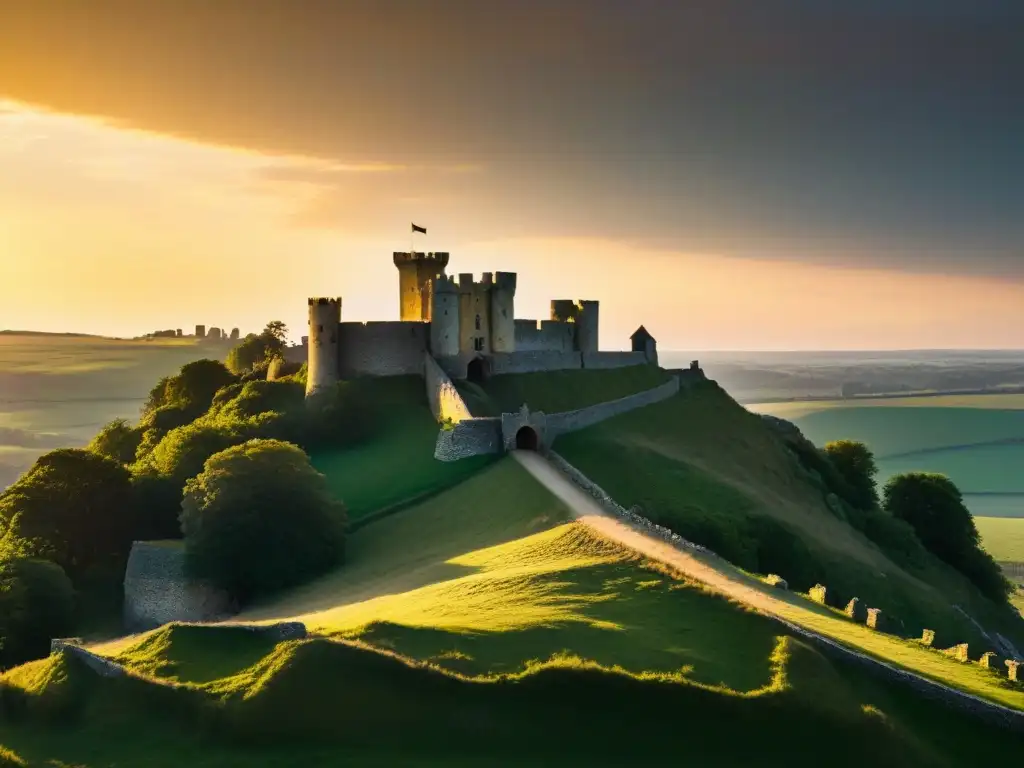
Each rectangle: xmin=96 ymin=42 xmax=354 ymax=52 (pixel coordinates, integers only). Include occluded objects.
xmin=555 ymin=379 xmax=1024 ymax=651
xmin=10 ymin=458 xmax=1020 ymax=765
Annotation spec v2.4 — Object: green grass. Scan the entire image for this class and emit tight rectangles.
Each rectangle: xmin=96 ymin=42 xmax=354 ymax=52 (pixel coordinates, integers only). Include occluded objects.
xmin=976 ymin=517 xmax=1024 ymax=563
xmin=556 ymin=380 xmax=1024 ymax=654
xmin=456 ymin=363 xmax=670 ymax=417
xmin=6 ymin=459 xmax=1024 ymax=763
xmin=308 ymin=376 xmax=495 ymax=521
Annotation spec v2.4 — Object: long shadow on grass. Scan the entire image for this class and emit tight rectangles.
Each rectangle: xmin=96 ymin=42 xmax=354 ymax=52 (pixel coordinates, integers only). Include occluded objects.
xmin=345 ymin=561 xmax=781 ymax=692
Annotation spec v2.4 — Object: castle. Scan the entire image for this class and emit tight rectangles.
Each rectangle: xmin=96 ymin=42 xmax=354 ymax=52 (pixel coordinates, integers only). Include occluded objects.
xmin=300 ymin=250 xmax=658 ymax=396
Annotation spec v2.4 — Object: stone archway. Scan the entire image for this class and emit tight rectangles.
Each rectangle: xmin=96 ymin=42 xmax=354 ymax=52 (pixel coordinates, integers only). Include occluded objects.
xmin=515 ymin=426 xmax=540 ymax=451
xmin=466 ymin=356 xmax=488 ymax=384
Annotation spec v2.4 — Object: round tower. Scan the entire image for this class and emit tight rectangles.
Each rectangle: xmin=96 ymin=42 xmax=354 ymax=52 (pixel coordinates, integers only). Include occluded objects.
xmin=306 ymin=297 xmax=342 ymax=398
xmin=430 ymin=275 xmax=460 ymax=357
xmin=490 ymin=271 xmax=517 ymax=353
xmin=575 ymin=301 xmax=600 ymax=354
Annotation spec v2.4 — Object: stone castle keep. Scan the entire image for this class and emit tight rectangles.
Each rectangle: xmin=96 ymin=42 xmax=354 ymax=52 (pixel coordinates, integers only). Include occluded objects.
xmin=299 ymin=250 xmax=658 ymax=396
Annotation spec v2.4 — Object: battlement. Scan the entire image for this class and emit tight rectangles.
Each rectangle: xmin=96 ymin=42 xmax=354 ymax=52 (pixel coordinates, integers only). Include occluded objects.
xmin=308 ymin=297 xmax=342 ymax=307
xmin=393 ymin=251 xmax=450 ymax=268
xmin=456 ymin=271 xmax=518 ymax=292
xmin=434 ymin=274 xmax=459 ymax=292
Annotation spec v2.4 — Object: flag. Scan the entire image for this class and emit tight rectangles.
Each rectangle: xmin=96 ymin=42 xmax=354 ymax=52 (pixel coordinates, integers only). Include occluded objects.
xmin=412 ymin=223 xmax=427 ymax=235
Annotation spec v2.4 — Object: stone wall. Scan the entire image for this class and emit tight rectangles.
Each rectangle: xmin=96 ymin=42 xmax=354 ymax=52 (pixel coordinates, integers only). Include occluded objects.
xmin=434 ymin=417 xmax=504 ymax=461
xmin=581 ymin=351 xmax=648 ymax=369
xmin=513 ymin=319 xmax=575 ymax=352
xmin=546 ymin=376 xmax=680 ymax=438
xmin=123 ymin=541 xmax=234 ymax=632
xmin=423 ymin=353 xmax=473 ymax=423
xmin=489 ymin=350 xmax=583 ymax=375
xmin=338 ymin=321 xmax=428 ymax=377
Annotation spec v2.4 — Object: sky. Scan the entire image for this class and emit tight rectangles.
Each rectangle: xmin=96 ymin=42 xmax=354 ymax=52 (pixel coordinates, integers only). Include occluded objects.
xmin=1 ymin=0 xmax=1022 ymax=350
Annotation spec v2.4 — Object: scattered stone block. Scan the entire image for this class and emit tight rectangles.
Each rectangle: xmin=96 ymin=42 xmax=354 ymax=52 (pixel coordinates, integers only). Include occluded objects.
xmin=766 ymin=574 xmax=788 ymax=590
xmin=920 ymin=629 xmax=935 ymax=647
xmin=980 ymin=652 xmax=1004 ymax=670
xmin=844 ymin=597 xmax=867 ymax=622
xmin=809 ymin=584 xmax=828 ymax=605
xmin=866 ymin=608 xmax=884 ymax=630
xmin=945 ymin=643 xmax=969 ymax=663
xmin=1007 ymin=660 xmax=1020 ymax=682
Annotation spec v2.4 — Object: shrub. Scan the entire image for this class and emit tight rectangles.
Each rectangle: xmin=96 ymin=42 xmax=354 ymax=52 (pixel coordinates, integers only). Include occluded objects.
xmin=859 ymin=508 xmax=928 ymax=569
xmin=180 ymin=440 xmax=346 ymax=603
xmin=226 ymin=323 xmax=288 ymax=375
xmin=130 ymin=471 xmax=185 ymax=541
xmin=148 ymin=422 xmax=246 ymax=487
xmin=165 ymin=359 xmax=237 ymax=411
xmin=0 ymin=557 xmax=75 ymax=670
xmin=87 ymin=418 xmax=144 ymax=465
xmin=823 ymin=440 xmax=880 ymax=511
xmin=0 ymin=449 xmax=136 ymax=582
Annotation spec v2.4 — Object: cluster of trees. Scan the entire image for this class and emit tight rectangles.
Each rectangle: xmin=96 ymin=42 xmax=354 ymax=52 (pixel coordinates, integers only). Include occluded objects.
xmin=822 ymin=440 xmax=1011 ymax=604
xmin=0 ymin=321 xmax=354 ymax=670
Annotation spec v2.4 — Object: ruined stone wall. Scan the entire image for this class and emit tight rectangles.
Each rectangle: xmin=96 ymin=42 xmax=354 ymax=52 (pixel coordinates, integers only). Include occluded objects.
xmin=123 ymin=541 xmax=234 ymax=632
xmin=489 ymin=350 xmax=583 ymax=374
xmin=513 ymin=319 xmax=575 ymax=352
xmin=424 ymin=353 xmax=473 ymax=423
xmin=546 ymin=376 xmax=680 ymax=438
xmin=581 ymin=351 xmax=648 ymax=369
xmin=434 ymin=417 xmax=503 ymax=461
xmin=337 ymin=321 xmax=428 ymax=377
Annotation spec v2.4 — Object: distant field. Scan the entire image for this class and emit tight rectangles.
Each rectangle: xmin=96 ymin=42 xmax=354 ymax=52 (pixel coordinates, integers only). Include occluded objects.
xmin=749 ymin=394 xmax=1024 ymax=520
xmin=974 ymin=517 xmax=1024 ymax=564
xmin=0 ymin=333 xmax=229 ymax=488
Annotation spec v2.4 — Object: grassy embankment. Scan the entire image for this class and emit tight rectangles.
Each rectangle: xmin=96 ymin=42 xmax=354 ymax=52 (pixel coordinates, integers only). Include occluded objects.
xmin=455 ymin=363 xmax=670 ymax=417
xmin=557 ymin=380 xmax=1024 ymax=653
xmin=308 ymin=376 xmax=494 ymax=522
xmin=4 ymin=460 xmax=1023 ymax=765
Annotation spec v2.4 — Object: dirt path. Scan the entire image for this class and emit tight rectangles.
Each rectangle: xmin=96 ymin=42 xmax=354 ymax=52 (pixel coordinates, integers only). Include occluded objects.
xmin=512 ymin=450 xmax=794 ymax=617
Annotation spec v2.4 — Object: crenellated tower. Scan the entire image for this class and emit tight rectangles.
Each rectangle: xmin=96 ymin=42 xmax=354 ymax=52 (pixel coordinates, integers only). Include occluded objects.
xmin=394 ymin=251 xmax=450 ymax=322
xmin=490 ymin=271 xmax=517 ymax=353
xmin=430 ymin=274 xmax=460 ymax=357
xmin=306 ymin=297 xmax=341 ymax=397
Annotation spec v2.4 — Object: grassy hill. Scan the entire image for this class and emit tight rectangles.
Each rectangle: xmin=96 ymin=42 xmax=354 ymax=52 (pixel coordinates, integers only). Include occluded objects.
xmin=556 ymin=379 xmax=1024 ymax=652
xmin=308 ymin=376 xmax=495 ymax=522
xmin=455 ymin=364 xmax=669 ymax=417
xmin=4 ymin=459 xmax=1024 ymax=765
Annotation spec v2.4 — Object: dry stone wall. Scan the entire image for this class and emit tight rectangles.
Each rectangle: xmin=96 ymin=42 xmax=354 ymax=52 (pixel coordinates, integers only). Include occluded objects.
xmin=434 ymin=418 xmax=503 ymax=461
xmin=424 ymin=353 xmax=473 ymax=423
xmin=546 ymin=376 xmax=680 ymax=438
xmin=123 ymin=542 xmax=234 ymax=632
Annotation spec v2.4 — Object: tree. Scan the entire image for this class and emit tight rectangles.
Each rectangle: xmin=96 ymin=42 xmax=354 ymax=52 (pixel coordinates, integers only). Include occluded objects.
xmin=227 ymin=332 xmax=285 ymax=375
xmin=0 ymin=449 xmax=136 ymax=582
xmin=823 ymin=440 xmax=880 ymax=510
xmin=148 ymin=421 xmax=245 ymax=487
xmin=264 ymin=321 xmax=288 ymax=343
xmin=180 ymin=439 xmax=346 ymax=603
xmin=164 ymin=359 xmax=237 ymax=411
xmin=88 ymin=419 xmax=144 ymax=465
xmin=0 ymin=557 xmax=75 ymax=670
xmin=883 ymin=472 xmax=1011 ymax=603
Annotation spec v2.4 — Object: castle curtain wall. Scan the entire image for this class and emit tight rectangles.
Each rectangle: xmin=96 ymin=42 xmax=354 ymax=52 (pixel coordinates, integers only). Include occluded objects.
xmin=338 ymin=322 xmax=429 ymax=377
